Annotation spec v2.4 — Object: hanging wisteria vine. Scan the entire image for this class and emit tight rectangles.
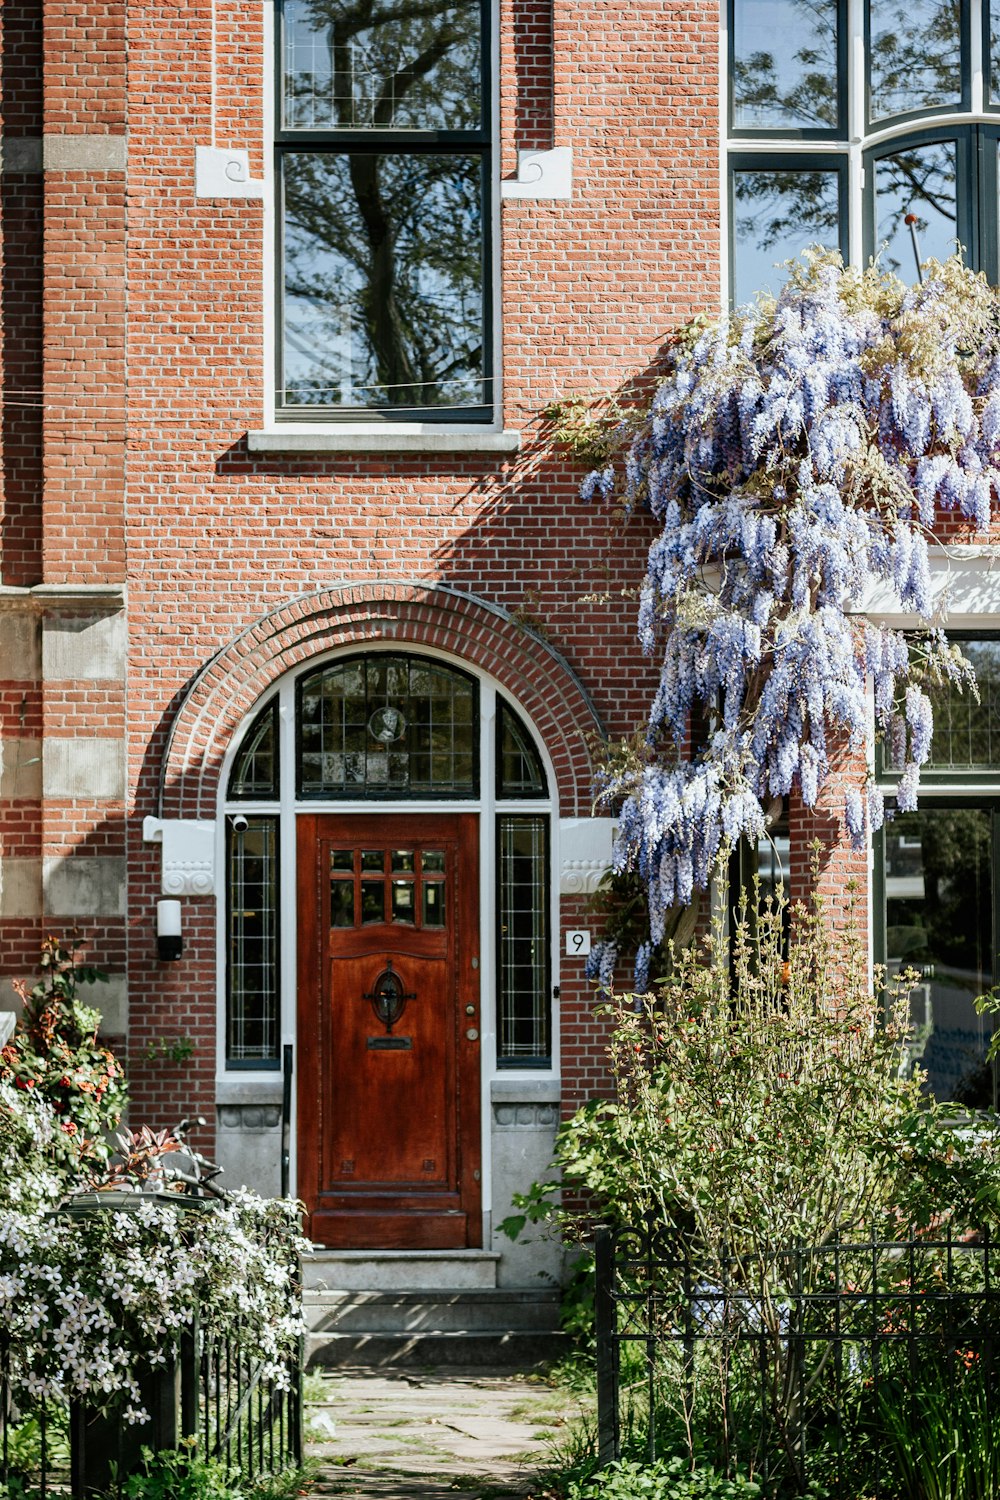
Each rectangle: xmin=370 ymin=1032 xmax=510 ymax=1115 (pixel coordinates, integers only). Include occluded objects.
xmin=588 ymin=253 xmax=1000 ymax=941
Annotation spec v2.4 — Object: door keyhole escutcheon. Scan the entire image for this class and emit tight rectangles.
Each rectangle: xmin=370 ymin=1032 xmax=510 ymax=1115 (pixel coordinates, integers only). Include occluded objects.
xmin=362 ymin=958 xmax=416 ymax=1033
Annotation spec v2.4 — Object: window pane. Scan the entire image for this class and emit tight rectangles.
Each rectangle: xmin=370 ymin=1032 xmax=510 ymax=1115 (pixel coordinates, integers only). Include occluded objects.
xmin=869 ymin=0 xmax=962 ymax=121
xmin=282 ymin=0 xmax=482 ymax=131
xmin=884 ymin=808 xmax=996 ymax=1107
xmin=227 ymin=818 xmax=280 ymax=1064
xmin=732 ymin=0 xmax=840 ymax=131
xmin=228 ymin=702 xmax=279 ymax=800
xmin=497 ymin=701 xmax=547 ymax=797
xmin=423 ymin=880 xmax=445 ymax=927
xmin=282 ymin=152 xmax=486 ymax=411
xmin=926 ymin=641 xmax=1000 ymax=769
xmin=992 ymin=0 xmax=1000 ymax=102
xmin=873 ymin=140 xmax=957 ymax=279
xmin=498 ymin=815 xmax=550 ymax=1065
xmin=330 ymin=879 xmax=355 ymax=927
xmin=732 ymin=167 xmax=842 ymax=303
xmin=362 ymin=880 xmax=384 ymax=922
xmin=298 ymin=654 xmax=479 ymax=798
xmin=391 ymin=879 xmax=415 ymax=922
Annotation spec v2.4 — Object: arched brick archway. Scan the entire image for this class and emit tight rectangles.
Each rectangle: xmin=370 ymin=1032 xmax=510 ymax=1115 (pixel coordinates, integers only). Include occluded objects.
xmin=158 ymin=581 xmax=605 ymax=819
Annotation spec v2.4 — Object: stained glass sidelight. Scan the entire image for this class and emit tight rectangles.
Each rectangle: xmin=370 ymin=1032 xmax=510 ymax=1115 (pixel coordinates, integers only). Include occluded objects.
xmin=497 ymin=816 xmax=550 ymax=1065
xmin=227 ymin=818 xmax=280 ymax=1065
xmin=298 ymin=654 xmax=478 ymax=797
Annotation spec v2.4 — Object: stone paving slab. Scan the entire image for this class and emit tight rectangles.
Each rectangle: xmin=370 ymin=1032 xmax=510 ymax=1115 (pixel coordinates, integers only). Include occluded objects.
xmin=306 ymin=1365 xmax=588 ymax=1499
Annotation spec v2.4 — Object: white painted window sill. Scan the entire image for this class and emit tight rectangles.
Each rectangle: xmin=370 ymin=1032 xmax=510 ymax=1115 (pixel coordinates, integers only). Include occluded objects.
xmin=247 ymin=428 xmax=522 ymax=455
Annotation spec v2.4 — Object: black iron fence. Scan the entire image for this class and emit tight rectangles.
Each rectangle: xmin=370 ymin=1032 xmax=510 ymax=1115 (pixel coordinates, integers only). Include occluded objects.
xmin=595 ymin=1218 xmax=1000 ymax=1498
xmin=1 ymin=1303 xmax=302 ymax=1497
xmin=198 ymin=1315 xmax=302 ymax=1480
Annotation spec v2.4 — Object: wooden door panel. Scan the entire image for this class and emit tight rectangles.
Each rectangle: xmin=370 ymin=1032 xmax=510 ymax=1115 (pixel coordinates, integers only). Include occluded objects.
xmin=297 ymin=812 xmax=480 ymax=1249
xmin=327 ymin=949 xmax=450 ymax=1189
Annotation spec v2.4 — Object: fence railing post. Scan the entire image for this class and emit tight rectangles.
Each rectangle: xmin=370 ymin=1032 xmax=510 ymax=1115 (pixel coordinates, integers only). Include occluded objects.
xmin=180 ymin=1313 xmax=199 ymax=1440
xmin=595 ymin=1225 xmax=619 ymax=1468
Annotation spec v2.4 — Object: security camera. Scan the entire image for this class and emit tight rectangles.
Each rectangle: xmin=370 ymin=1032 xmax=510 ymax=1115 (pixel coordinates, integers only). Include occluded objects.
xmin=231 ymin=814 xmax=250 ymax=834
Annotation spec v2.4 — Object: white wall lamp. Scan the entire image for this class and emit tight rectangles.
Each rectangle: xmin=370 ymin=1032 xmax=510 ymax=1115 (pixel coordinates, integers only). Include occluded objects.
xmin=157 ymin=900 xmax=183 ymax=962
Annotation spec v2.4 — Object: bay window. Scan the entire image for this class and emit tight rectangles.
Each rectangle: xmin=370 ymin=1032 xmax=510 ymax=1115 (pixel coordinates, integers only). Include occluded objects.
xmin=728 ymin=0 xmax=1000 ymax=302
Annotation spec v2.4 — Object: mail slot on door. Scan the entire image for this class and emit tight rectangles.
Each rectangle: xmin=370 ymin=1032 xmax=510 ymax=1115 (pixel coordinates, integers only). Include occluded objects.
xmin=367 ymin=1036 xmax=413 ymax=1050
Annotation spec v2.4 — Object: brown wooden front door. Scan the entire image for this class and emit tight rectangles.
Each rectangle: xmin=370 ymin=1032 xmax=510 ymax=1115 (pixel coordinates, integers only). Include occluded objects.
xmin=296 ymin=813 xmax=481 ymax=1248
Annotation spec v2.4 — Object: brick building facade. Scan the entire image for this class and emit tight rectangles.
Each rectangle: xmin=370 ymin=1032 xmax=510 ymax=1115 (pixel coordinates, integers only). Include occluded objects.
xmin=1 ymin=0 xmax=996 ymax=1273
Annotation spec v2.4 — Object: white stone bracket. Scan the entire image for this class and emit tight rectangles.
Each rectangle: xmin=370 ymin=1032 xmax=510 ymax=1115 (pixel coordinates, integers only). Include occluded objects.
xmin=143 ymin=817 xmax=217 ymax=896
xmin=501 ymin=147 xmax=572 ymax=200
xmin=195 ymin=146 xmax=264 ymax=199
xmin=558 ymin=817 xmax=615 ymax=895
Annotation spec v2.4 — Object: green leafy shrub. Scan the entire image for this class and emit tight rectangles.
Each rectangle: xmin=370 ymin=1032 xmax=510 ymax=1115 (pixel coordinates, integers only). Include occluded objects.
xmin=559 ymin=1456 xmax=761 ymax=1500
xmin=1 ymin=934 xmax=126 ymax=1173
xmin=105 ymin=1444 xmax=314 ymax=1500
xmin=508 ymin=874 xmax=1000 ymax=1493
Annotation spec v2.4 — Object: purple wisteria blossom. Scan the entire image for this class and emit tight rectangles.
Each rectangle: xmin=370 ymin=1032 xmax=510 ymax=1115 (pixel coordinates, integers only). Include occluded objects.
xmin=591 ymin=254 xmax=991 ymax=917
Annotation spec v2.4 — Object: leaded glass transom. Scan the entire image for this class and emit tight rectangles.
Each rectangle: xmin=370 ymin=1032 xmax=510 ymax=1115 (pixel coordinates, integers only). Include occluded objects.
xmin=497 ymin=700 xmax=547 ymax=798
xmin=228 ymin=702 xmax=279 ymax=800
xmin=297 ymin=653 xmax=479 ymax=798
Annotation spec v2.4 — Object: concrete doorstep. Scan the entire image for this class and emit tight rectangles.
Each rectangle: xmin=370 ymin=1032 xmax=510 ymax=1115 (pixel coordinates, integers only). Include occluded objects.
xmin=305 ymin=1365 xmax=592 ymax=1499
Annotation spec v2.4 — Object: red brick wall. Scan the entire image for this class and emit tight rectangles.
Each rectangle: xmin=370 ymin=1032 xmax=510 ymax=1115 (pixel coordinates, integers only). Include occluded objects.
xmin=3 ymin=0 xmax=734 ymax=1142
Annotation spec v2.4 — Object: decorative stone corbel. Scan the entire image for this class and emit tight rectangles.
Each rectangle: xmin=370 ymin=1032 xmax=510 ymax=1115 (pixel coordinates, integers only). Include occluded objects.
xmin=558 ymin=818 xmax=615 ymax=895
xmin=194 ymin=146 xmax=264 ymax=199
xmin=501 ymin=147 xmax=573 ymax=200
xmin=142 ymin=817 xmax=217 ymax=897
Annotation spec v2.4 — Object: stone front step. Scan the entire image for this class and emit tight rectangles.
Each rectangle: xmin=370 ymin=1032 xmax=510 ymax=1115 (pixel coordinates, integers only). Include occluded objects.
xmin=303 ymin=1248 xmax=501 ymax=1293
xmin=302 ymin=1260 xmax=567 ymax=1369
xmin=306 ymin=1327 xmax=568 ymax=1369
xmin=305 ymin=1287 xmax=563 ymax=1334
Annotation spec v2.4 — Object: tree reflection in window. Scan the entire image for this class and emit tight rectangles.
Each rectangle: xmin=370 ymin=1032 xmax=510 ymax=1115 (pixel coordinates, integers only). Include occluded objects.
xmin=883 ymin=807 xmax=997 ymax=1109
xmin=732 ymin=0 xmax=840 ymax=131
xmin=728 ymin=0 xmax=993 ymax=298
xmin=868 ymin=0 xmax=962 ymax=121
xmin=279 ymin=1 xmax=488 ymax=416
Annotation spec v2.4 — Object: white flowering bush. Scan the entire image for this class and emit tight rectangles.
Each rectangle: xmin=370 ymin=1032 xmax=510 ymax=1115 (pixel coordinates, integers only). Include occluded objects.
xmin=586 ymin=252 xmax=1000 ymax=955
xmin=0 ymin=1192 xmax=306 ymax=1425
xmin=0 ymin=1077 xmax=66 ymax=1213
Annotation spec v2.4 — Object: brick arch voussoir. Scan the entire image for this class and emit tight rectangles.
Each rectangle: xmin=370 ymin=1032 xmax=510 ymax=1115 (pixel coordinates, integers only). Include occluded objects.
xmin=160 ymin=584 xmax=603 ymax=821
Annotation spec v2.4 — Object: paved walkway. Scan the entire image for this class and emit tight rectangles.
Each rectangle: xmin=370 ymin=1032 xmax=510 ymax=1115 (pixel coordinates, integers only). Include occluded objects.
xmin=306 ymin=1366 xmax=590 ymax=1499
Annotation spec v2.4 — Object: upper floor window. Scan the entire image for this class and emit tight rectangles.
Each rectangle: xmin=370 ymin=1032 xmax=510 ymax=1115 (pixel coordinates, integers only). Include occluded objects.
xmin=728 ymin=0 xmax=1000 ymax=303
xmin=277 ymin=1 xmax=492 ymax=421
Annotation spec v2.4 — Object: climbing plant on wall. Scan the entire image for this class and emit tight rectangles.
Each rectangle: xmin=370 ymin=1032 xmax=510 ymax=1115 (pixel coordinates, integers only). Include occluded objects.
xmin=582 ymin=252 xmax=1000 ymax=935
